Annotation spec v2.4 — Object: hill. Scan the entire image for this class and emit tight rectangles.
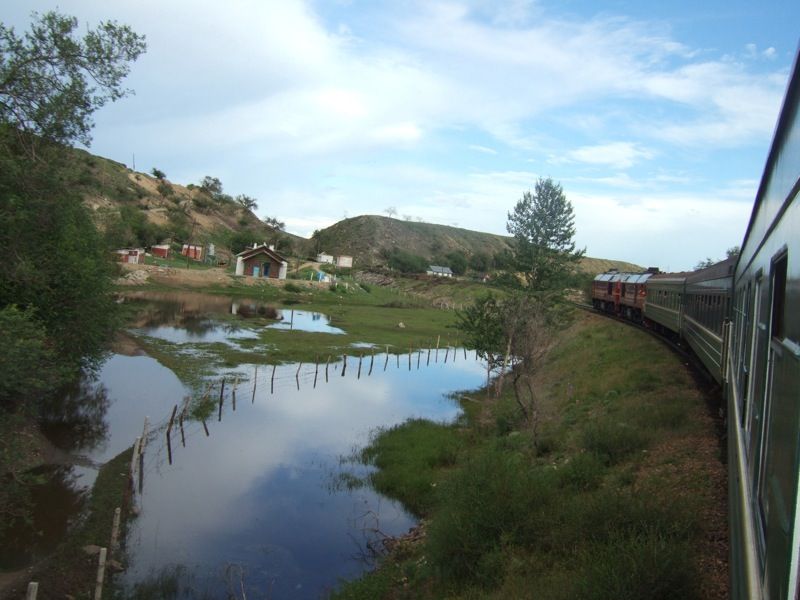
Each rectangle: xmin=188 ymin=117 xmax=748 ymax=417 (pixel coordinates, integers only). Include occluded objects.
xmin=65 ymin=148 xmax=305 ymax=260
xmin=69 ymin=146 xmax=639 ymax=274
xmin=312 ymin=215 xmax=641 ymax=273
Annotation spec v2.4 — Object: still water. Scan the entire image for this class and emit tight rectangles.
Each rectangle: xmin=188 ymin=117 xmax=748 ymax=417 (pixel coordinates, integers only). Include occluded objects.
xmin=8 ymin=291 xmax=485 ymax=598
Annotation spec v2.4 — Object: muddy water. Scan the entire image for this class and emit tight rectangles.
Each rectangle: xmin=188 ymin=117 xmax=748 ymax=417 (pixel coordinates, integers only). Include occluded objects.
xmin=6 ymin=291 xmax=485 ymax=598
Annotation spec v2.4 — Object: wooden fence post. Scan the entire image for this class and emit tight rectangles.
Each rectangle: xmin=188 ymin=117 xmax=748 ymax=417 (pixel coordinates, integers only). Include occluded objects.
xmin=252 ymin=365 xmax=258 ymax=403
xmin=94 ymin=547 xmax=107 ymax=600
xmin=271 ymin=365 xmax=276 ymax=394
xmin=26 ymin=582 xmax=38 ymax=600
xmin=218 ymin=379 xmax=225 ymax=422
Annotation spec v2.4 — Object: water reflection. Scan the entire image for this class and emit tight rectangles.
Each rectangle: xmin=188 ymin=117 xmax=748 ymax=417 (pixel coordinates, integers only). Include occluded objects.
xmin=0 ymin=465 xmax=87 ymax=569
xmin=122 ymin=353 xmax=485 ymax=599
xmin=267 ymin=309 xmax=345 ymax=334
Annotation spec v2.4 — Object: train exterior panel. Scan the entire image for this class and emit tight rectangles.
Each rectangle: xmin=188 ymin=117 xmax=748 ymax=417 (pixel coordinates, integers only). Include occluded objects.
xmin=727 ymin=48 xmax=800 ymax=600
xmin=642 ymin=273 xmax=686 ymax=334
xmin=682 ymin=258 xmax=735 ymax=384
xmin=617 ymin=272 xmax=653 ymax=320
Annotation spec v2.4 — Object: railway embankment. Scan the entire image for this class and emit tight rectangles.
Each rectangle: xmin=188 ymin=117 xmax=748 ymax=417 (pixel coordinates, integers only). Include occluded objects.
xmin=334 ymin=310 xmax=728 ymax=599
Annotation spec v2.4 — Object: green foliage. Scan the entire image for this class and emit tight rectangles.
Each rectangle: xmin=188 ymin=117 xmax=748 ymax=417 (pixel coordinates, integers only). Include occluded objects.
xmin=455 ymin=294 xmax=506 ymax=369
xmin=104 ymin=204 xmax=167 ymax=248
xmin=263 ymin=215 xmax=285 ymax=230
xmin=581 ymin=420 xmax=650 ymax=465
xmin=0 ymin=139 xmax=118 ymax=376
xmin=360 ymin=419 xmax=463 ymax=516
xmin=507 ymin=178 xmax=585 ymax=292
xmin=283 ymin=282 xmax=303 ymax=293
xmin=446 ymin=250 xmax=467 ymax=275
xmin=0 ymin=10 xmax=146 ymax=150
xmin=235 ymin=193 xmax=257 ymax=211
xmin=0 ymin=306 xmax=62 ymax=409
xmin=150 ymin=167 xmax=166 ymax=180
xmin=156 ymin=180 xmax=174 ymax=198
xmin=199 ymin=175 xmax=223 ymax=197
xmin=468 ymin=251 xmax=491 ymax=272
xmin=385 ymin=248 xmax=428 ymax=273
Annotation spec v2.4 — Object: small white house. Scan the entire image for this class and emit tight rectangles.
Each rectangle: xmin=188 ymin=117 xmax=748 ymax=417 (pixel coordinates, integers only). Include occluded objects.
xmin=316 ymin=252 xmax=334 ymax=264
xmin=335 ymin=255 xmax=353 ymax=268
xmin=427 ymin=265 xmax=453 ymax=277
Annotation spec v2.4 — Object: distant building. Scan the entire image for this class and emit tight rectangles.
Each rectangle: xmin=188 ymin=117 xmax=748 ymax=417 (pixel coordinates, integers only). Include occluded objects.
xmin=427 ymin=265 xmax=453 ymax=277
xmin=235 ymin=244 xmax=288 ymax=279
xmin=335 ymin=255 xmax=353 ymax=268
xmin=115 ymin=248 xmax=145 ymax=264
xmin=150 ymin=244 xmax=171 ymax=259
xmin=316 ymin=252 xmax=334 ymax=264
xmin=181 ymin=244 xmax=204 ymax=261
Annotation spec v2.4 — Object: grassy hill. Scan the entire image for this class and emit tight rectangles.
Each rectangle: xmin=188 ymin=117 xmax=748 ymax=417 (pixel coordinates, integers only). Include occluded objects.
xmin=69 ymin=147 xmax=640 ymax=274
xmin=312 ymin=214 xmax=641 ymax=273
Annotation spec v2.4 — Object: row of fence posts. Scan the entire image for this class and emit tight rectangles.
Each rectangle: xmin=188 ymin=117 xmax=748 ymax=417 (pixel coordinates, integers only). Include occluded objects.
xmin=24 ymin=339 xmax=479 ymax=597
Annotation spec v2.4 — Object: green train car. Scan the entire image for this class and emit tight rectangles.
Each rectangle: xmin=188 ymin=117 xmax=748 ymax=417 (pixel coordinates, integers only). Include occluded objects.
xmin=591 ymin=45 xmax=800 ymax=598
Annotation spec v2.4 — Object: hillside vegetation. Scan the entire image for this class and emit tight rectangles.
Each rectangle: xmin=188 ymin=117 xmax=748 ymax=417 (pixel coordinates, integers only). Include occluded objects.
xmin=71 ymin=147 xmax=640 ymax=274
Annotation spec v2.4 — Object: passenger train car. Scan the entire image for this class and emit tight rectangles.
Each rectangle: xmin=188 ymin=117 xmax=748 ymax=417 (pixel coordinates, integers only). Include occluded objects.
xmin=591 ymin=47 xmax=800 ymax=599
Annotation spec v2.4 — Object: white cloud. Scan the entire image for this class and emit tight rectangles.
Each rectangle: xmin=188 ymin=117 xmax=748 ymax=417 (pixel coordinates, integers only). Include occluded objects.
xmin=561 ymin=142 xmax=655 ymax=169
xmin=468 ymin=144 xmax=498 ymax=155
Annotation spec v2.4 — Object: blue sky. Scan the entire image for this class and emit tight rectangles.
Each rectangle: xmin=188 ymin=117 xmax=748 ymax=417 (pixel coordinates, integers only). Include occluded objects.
xmin=6 ymin=1 xmax=799 ymax=270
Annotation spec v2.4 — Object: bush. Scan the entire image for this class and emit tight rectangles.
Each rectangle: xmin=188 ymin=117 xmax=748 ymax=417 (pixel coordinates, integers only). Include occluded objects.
xmin=426 ymin=443 xmax=558 ymax=586
xmin=283 ymin=282 xmax=303 ymax=293
xmin=0 ymin=306 xmax=62 ymax=409
xmin=581 ymin=420 xmax=650 ymax=465
xmin=575 ymin=531 xmax=697 ymax=600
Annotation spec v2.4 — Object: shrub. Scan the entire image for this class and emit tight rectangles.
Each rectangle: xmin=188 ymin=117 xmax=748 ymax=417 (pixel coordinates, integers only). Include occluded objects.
xmin=283 ymin=282 xmax=302 ymax=293
xmin=574 ymin=531 xmax=697 ymax=600
xmin=581 ymin=420 xmax=650 ymax=465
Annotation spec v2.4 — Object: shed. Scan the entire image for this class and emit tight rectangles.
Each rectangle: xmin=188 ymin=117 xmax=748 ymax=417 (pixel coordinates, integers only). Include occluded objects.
xmin=181 ymin=244 xmax=204 ymax=261
xmin=235 ymin=244 xmax=288 ymax=279
xmin=316 ymin=252 xmax=334 ymax=264
xmin=115 ymin=248 xmax=145 ymax=264
xmin=335 ymin=255 xmax=353 ymax=268
xmin=151 ymin=244 xmax=171 ymax=259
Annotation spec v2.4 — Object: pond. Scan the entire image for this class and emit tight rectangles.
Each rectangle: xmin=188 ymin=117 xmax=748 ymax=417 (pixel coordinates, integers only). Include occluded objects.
xmin=5 ymin=291 xmax=486 ymax=598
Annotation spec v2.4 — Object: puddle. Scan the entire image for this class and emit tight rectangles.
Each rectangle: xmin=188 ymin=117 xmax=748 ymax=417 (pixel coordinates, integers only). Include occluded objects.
xmin=267 ymin=308 xmax=345 ymax=334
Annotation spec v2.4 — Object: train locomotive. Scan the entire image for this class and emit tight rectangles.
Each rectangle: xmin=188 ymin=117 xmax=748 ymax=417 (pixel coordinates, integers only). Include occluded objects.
xmin=591 ymin=47 xmax=800 ymax=600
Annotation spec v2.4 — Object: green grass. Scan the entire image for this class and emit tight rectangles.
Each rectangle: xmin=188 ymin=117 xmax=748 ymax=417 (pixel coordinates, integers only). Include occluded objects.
xmin=332 ymin=312 xmax=726 ymax=599
xmin=359 ymin=419 xmax=465 ymax=516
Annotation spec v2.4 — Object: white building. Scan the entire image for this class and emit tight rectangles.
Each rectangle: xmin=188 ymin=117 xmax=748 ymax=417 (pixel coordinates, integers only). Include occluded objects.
xmin=316 ymin=252 xmax=334 ymax=264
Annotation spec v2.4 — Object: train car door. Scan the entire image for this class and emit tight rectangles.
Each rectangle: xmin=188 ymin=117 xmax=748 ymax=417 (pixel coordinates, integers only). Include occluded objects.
xmin=757 ymin=252 xmax=798 ymax=599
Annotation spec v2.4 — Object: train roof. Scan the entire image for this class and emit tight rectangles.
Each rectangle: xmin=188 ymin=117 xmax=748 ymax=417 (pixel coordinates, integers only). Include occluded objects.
xmin=593 ymin=271 xmax=654 ymax=283
xmin=737 ymin=45 xmax=800 ymax=278
xmin=685 ymin=256 xmax=737 ymax=284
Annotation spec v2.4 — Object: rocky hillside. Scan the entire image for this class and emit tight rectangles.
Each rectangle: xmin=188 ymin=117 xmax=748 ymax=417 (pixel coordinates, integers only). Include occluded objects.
xmin=67 ymin=148 xmax=305 ymax=261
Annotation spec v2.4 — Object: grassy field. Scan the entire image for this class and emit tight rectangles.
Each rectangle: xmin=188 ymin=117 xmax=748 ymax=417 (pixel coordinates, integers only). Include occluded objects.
xmin=333 ymin=311 xmax=728 ymax=600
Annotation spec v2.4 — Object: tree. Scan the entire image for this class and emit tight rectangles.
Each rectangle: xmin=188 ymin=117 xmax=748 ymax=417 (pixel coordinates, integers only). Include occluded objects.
xmin=446 ymin=250 xmax=467 ymax=275
xmin=199 ymin=175 xmax=223 ymax=197
xmin=151 ymin=167 xmax=166 ymax=180
xmin=384 ymin=206 xmax=398 ymax=218
xmin=263 ymin=216 xmax=285 ymax=231
xmin=0 ymin=11 xmax=146 ymax=155
xmin=0 ymin=11 xmax=145 ymax=381
xmin=506 ymin=178 xmax=584 ymax=292
xmin=235 ymin=194 xmax=258 ymax=211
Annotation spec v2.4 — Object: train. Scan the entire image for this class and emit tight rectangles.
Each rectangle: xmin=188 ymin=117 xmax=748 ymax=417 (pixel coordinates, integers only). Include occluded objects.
xmin=591 ymin=46 xmax=799 ymax=600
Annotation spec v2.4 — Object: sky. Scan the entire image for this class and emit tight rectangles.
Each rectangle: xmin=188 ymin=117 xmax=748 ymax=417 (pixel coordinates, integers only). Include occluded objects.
xmin=5 ymin=1 xmax=799 ymax=270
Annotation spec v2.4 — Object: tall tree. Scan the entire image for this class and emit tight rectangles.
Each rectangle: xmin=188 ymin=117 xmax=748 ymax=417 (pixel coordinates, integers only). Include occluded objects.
xmin=506 ymin=178 xmax=584 ymax=292
xmin=0 ymin=11 xmax=146 ymax=156
xmin=0 ymin=11 xmax=145 ymax=387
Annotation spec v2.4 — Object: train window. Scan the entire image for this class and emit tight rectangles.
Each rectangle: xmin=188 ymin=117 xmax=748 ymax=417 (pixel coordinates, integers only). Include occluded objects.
xmin=770 ymin=253 xmax=787 ymax=340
